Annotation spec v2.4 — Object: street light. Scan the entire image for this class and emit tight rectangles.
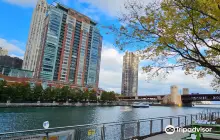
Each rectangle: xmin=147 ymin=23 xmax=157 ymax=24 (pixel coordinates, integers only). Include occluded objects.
xmin=43 ymin=121 xmax=49 ymax=140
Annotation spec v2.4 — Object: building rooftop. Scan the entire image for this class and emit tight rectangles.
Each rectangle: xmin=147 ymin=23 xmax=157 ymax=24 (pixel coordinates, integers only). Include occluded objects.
xmin=55 ymin=3 xmax=97 ymax=25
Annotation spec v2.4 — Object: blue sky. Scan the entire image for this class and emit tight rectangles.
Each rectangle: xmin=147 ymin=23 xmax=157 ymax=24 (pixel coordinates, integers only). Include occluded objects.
xmin=0 ymin=0 xmax=216 ymax=95
xmin=0 ymin=0 xmax=120 ymax=57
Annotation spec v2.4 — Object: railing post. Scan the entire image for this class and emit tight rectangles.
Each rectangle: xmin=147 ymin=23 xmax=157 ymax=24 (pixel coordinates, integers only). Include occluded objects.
xmin=178 ymin=117 xmax=180 ymax=127
xmin=211 ymin=112 xmax=214 ymax=121
xmin=74 ymin=129 xmax=80 ymax=140
xmin=46 ymin=132 xmax=49 ymax=140
xmin=150 ymin=120 xmax=153 ymax=135
xmin=204 ymin=114 xmax=207 ymax=120
xmin=196 ymin=114 xmax=198 ymax=120
xmin=101 ymin=124 xmax=105 ymax=140
xmin=191 ymin=114 xmax=193 ymax=125
xmin=137 ymin=120 xmax=140 ymax=136
xmin=121 ymin=123 xmax=124 ymax=140
xmin=161 ymin=119 xmax=163 ymax=132
xmin=185 ymin=116 xmax=187 ymax=126
xmin=170 ymin=118 xmax=172 ymax=125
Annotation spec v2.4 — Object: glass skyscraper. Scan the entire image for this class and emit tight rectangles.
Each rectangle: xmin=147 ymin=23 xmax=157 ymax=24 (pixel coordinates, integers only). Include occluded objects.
xmin=35 ymin=4 xmax=102 ymax=89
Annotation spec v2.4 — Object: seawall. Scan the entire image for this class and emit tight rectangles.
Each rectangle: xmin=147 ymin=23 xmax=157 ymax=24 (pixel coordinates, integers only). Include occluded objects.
xmin=0 ymin=102 xmax=167 ymax=108
xmin=0 ymin=101 xmax=132 ymax=108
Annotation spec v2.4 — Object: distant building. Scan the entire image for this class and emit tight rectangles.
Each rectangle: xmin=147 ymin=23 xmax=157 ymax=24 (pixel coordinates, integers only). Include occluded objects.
xmin=0 ymin=55 xmax=23 ymax=69
xmin=0 ymin=47 xmax=8 ymax=56
xmin=121 ymin=52 xmax=139 ymax=96
xmin=22 ymin=0 xmax=48 ymax=73
xmin=35 ymin=4 xmax=102 ymax=89
xmin=0 ymin=66 xmax=33 ymax=78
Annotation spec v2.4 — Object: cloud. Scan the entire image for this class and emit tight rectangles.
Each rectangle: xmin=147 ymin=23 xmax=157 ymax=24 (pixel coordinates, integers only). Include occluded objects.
xmin=0 ymin=38 xmax=25 ymax=55
xmin=3 ymin=0 xmax=38 ymax=7
xmin=99 ymin=42 xmax=215 ymax=95
xmin=9 ymin=54 xmax=24 ymax=59
xmin=2 ymin=0 xmax=68 ymax=7
xmin=99 ymin=42 xmax=123 ymax=93
xmin=78 ymin=0 xmax=153 ymax=18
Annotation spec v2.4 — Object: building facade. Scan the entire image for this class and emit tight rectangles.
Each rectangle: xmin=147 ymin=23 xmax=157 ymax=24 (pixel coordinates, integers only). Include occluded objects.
xmin=0 ymin=55 xmax=23 ymax=69
xmin=0 ymin=66 xmax=33 ymax=78
xmin=35 ymin=4 xmax=102 ymax=89
xmin=22 ymin=0 xmax=47 ymax=73
xmin=121 ymin=52 xmax=139 ymax=96
xmin=0 ymin=47 xmax=8 ymax=56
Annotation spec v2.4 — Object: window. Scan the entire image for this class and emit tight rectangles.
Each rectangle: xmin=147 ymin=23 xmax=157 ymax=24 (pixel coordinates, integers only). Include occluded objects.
xmin=44 ymin=7 xmax=46 ymax=13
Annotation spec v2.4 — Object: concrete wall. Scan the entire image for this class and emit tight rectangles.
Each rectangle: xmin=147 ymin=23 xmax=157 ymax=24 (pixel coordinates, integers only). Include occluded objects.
xmin=183 ymin=88 xmax=189 ymax=95
xmin=161 ymin=85 xmax=182 ymax=106
xmin=0 ymin=101 xmax=131 ymax=108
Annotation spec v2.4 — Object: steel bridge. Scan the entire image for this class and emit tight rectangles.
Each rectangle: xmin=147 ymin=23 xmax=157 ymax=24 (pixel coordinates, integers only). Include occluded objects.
xmin=117 ymin=95 xmax=165 ymax=102
xmin=117 ymin=94 xmax=220 ymax=105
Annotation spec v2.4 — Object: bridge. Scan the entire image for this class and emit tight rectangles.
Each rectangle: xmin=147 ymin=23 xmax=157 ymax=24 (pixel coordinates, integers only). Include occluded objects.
xmin=117 ymin=94 xmax=220 ymax=106
xmin=117 ymin=95 xmax=165 ymax=102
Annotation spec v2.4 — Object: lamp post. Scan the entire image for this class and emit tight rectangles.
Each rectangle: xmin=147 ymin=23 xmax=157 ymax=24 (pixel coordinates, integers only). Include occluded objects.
xmin=43 ymin=121 xmax=49 ymax=140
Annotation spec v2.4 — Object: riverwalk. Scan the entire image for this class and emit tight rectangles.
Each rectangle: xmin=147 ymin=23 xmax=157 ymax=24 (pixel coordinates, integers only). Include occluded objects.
xmin=145 ymin=132 xmax=220 ymax=140
xmin=145 ymin=132 xmax=189 ymax=140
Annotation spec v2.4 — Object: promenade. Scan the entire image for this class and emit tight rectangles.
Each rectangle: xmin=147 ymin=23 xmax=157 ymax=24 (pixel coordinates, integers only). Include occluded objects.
xmin=145 ymin=132 xmax=189 ymax=140
xmin=145 ymin=132 xmax=220 ymax=140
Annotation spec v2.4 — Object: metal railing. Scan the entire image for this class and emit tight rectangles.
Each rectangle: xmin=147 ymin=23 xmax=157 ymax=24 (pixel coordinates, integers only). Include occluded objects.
xmin=0 ymin=111 xmax=219 ymax=140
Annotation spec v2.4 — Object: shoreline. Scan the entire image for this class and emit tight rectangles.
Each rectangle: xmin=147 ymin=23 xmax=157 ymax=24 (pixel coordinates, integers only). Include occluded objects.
xmin=0 ymin=102 xmax=168 ymax=108
xmin=0 ymin=102 xmax=218 ymax=108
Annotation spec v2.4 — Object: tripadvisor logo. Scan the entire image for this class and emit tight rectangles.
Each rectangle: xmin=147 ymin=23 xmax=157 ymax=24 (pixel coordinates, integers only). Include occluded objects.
xmin=165 ymin=125 xmax=175 ymax=135
xmin=165 ymin=125 xmax=212 ymax=135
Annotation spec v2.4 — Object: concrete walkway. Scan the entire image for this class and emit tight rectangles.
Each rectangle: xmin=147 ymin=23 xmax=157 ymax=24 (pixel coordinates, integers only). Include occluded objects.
xmin=144 ymin=132 xmax=189 ymax=140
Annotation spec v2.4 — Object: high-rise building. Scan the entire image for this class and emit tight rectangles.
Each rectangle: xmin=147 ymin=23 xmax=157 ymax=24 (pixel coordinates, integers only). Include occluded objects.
xmin=35 ymin=4 xmax=102 ymax=89
xmin=0 ymin=47 xmax=8 ymax=56
xmin=121 ymin=52 xmax=139 ymax=96
xmin=22 ymin=0 xmax=47 ymax=73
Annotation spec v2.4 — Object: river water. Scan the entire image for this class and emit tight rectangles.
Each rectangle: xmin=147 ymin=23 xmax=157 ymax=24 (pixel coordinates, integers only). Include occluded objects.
xmin=0 ymin=106 xmax=219 ymax=133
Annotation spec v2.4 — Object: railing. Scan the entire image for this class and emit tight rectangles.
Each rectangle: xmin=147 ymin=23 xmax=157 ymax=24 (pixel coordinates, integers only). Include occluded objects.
xmin=0 ymin=111 xmax=219 ymax=140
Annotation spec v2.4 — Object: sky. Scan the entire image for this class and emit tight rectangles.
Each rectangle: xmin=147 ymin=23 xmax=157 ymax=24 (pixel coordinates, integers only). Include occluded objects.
xmin=0 ymin=0 xmax=216 ymax=95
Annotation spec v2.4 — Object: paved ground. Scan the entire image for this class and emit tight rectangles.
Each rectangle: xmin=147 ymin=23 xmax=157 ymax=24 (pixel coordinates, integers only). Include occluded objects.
xmin=144 ymin=132 xmax=220 ymax=140
xmin=144 ymin=132 xmax=189 ymax=140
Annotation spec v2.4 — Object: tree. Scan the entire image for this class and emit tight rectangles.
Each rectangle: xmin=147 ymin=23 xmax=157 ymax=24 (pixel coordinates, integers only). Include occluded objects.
xmin=50 ymin=88 xmax=59 ymax=101
xmin=68 ymin=88 xmax=77 ymax=102
xmin=100 ymin=91 xmax=108 ymax=102
xmin=43 ymin=87 xmax=52 ymax=101
xmin=0 ymin=80 xmax=7 ymax=102
xmin=32 ymin=85 xmax=43 ymax=101
xmin=89 ymin=90 xmax=97 ymax=101
xmin=11 ymin=83 xmax=31 ymax=102
xmin=109 ymin=91 xmax=117 ymax=101
xmin=3 ymin=85 xmax=15 ymax=102
xmin=109 ymin=0 xmax=220 ymax=92
xmin=82 ymin=90 xmax=89 ymax=101
xmin=75 ymin=88 xmax=84 ymax=102
xmin=59 ymin=86 xmax=70 ymax=101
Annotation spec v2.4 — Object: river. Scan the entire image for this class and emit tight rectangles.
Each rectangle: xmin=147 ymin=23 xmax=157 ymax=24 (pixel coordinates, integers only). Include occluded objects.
xmin=0 ymin=106 xmax=219 ymax=133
